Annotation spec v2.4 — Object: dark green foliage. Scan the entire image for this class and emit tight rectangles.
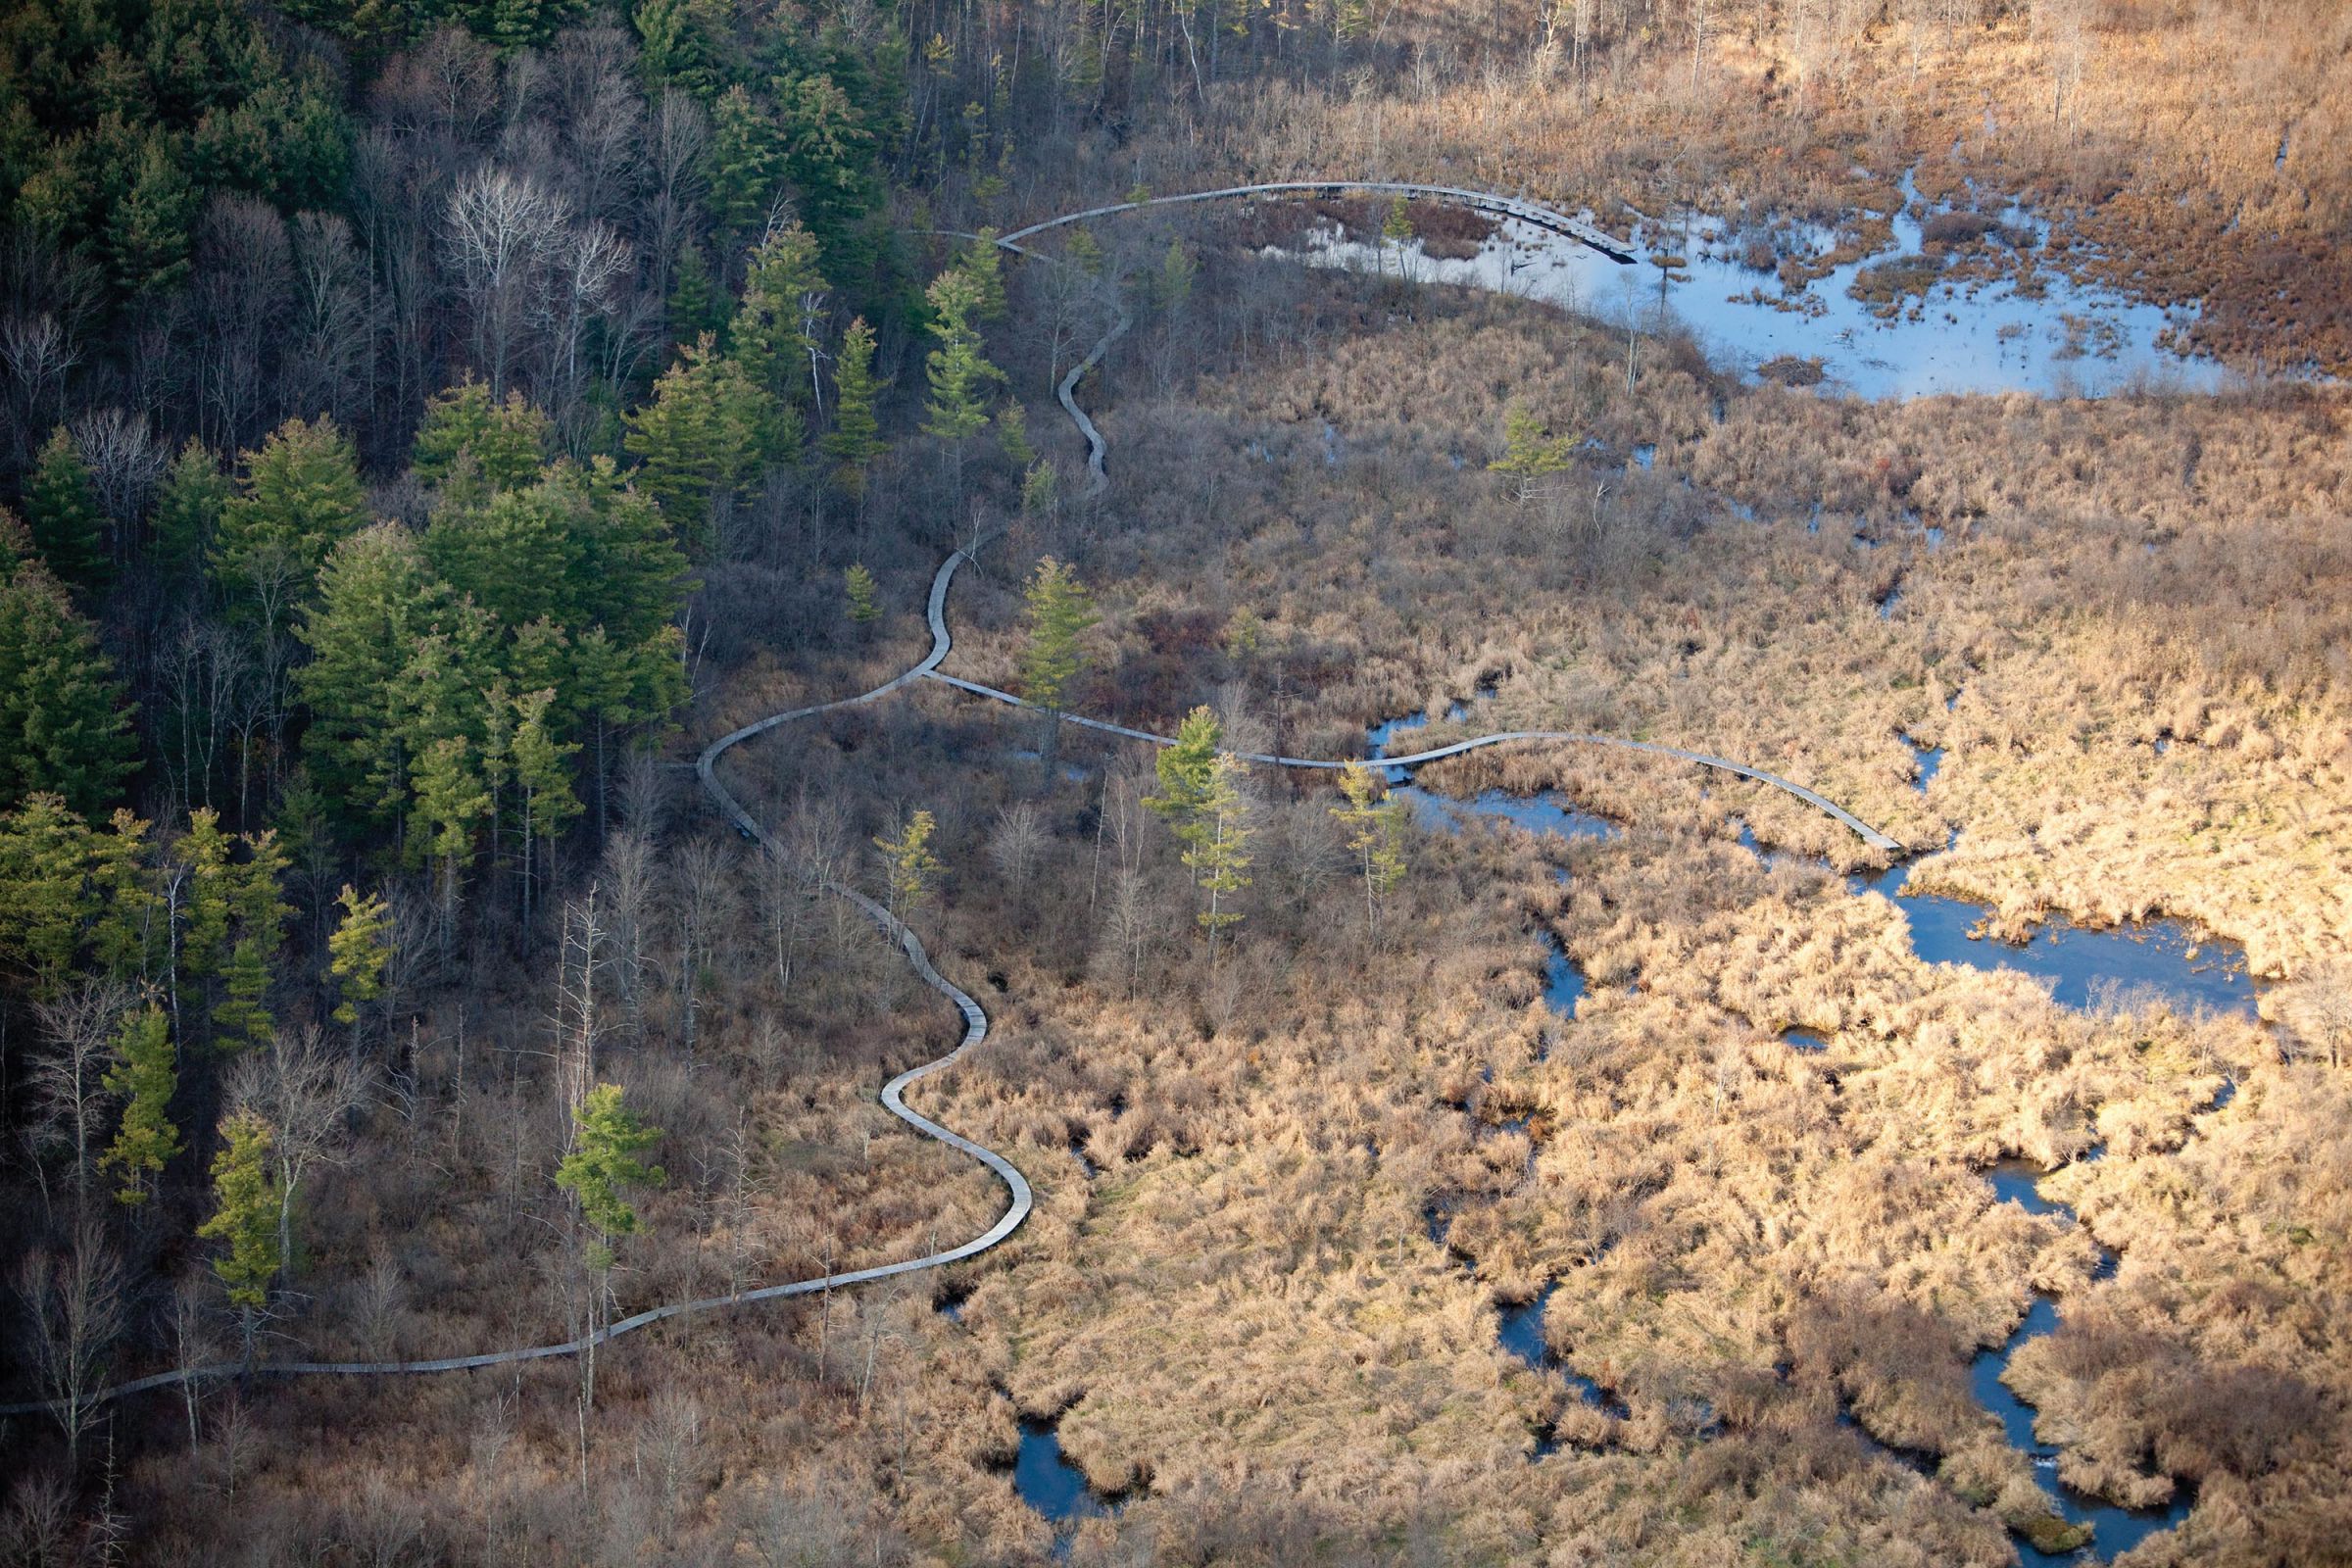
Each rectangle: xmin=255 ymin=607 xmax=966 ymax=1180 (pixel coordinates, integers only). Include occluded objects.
xmin=200 ymin=1109 xmax=279 ymax=1313
xmin=556 ymin=1082 xmax=664 ymax=1241
xmin=100 ymin=1003 xmax=179 ymax=1204
xmin=25 ymin=427 xmax=106 ymax=589
xmin=706 ymin=85 xmax=784 ymax=253
xmin=303 ymin=452 xmax=689 ymax=847
xmin=0 ymin=793 xmax=99 ymax=991
xmin=823 ymin=315 xmax=887 ymax=490
xmin=729 ymin=222 xmax=828 ymax=405
xmin=623 ymin=335 xmax=792 ymax=551
xmin=152 ymin=438 xmax=229 ymax=577
xmin=771 ymin=69 xmax=884 ymax=286
xmin=666 ymin=239 xmax=726 ymax=342
xmin=297 ymin=523 xmax=481 ymax=834
xmin=633 ymin=0 xmax=738 ymax=98
xmin=413 ymin=379 xmax=553 ymax=499
xmin=0 ymin=0 xmax=354 ymax=301
xmin=214 ymin=416 xmax=372 ymax=627
xmin=0 ymin=508 xmax=30 ymax=576
xmin=0 ymin=564 xmax=137 ymax=814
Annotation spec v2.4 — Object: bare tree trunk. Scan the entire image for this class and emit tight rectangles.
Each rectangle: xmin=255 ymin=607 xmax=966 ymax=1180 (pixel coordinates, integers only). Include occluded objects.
xmin=20 ymin=1225 xmax=126 ymax=1470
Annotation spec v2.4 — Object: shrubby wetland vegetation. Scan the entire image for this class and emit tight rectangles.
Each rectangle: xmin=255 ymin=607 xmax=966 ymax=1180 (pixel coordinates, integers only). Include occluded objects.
xmin=1 ymin=0 xmax=2347 ymax=1563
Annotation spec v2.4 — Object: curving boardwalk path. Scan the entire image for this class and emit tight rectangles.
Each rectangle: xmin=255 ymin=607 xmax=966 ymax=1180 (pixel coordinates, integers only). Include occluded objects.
xmin=999 ymin=181 xmax=1637 ymax=263
xmin=1 ymin=552 xmax=1029 ymax=1421
xmin=4 ymin=179 xmax=1882 ymax=1423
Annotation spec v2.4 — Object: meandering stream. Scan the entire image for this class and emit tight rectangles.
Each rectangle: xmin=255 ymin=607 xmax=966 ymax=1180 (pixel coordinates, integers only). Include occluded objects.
xmin=1372 ymin=692 xmax=2250 ymax=1560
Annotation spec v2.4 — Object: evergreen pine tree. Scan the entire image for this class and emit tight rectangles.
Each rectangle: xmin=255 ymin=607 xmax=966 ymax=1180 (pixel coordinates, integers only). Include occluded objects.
xmin=0 ymin=564 xmax=137 ymax=814
xmin=215 ymin=416 xmax=371 ymax=626
xmin=667 ymin=239 xmax=722 ymax=341
xmin=1021 ymin=460 xmax=1057 ymax=520
xmin=411 ymin=734 xmax=490 ymax=953
xmin=556 ymin=1083 xmax=665 ymax=1245
xmin=921 ymin=269 xmax=1004 ymax=503
xmin=108 ymin=129 xmax=199 ymax=296
xmin=199 ymin=1109 xmax=280 ymax=1360
xmin=99 ymin=1004 xmax=179 ymax=1204
xmin=1186 ymin=754 xmax=1253 ymax=968
xmin=413 ymin=378 xmax=552 ymax=498
xmin=1016 ymin=557 xmax=1098 ymax=780
xmin=510 ymin=687 xmax=580 ymax=928
xmin=872 ymin=808 xmax=944 ymax=922
xmin=152 ymin=438 xmax=229 ymax=578
xmin=0 ymin=507 xmax=29 ymax=577
xmin=1146 ymin=706 xmax=1223 ymax=846
xmin=623 ymin=335 xmax=794 ymax=553
xmin=1331 ymin=760 xmax=1408 ymax=940
xmin=705 ymin=86 xmax=784 ymax=252
xmin=996 ymin=401 xmax=1034 ymax=466
xmin=177 ymin=808 xmax=234 ymax=991
xmin=1489 ymin=405 xmax=1575 ymax=501
xmin=296 ymin=524 xmax=459 ymax=834
xmin=327 ymin=884 xmax=390 ymax=1050
xmin=87 ymin=808 xmax=160 ymax=982
xmin=844 ymin=563 xmax=880 ymax=627
xmin=1157 ymin=237 xmax=1197 ymax=311
xmin=0 ymin=793 xmax=97 ymax=993
xmin=822 ymin=316 xmax=887 ymax=494
xmin=960 ymin=228 xmax=1009 ymax=321
xmin=922 ymin=269 xmax=1003 ymax=444
xmin=1381 ymin=195 xmax=1415 ymax=281
xmin=25 ymin=427 xmax=107 ymax=589
xmin=730 ymin=222 xmax=829 ymax=407
xmin=211 ymin=829 xmax=290 ymax=1053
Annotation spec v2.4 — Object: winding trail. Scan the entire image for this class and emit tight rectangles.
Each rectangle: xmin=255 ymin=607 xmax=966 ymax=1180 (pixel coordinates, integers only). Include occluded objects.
xmin=2 ymin=179 xmax=1886 ymax=1423
xmin=998 ymin=180 xmax=1636 ymax=263
xmin=1 ymin=553 xmax=1028 ymax=1420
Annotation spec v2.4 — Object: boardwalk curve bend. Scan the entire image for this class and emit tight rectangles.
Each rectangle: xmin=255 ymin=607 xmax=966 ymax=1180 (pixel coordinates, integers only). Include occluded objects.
xmin=1 ymin=179 xmax=1891 ymax=1423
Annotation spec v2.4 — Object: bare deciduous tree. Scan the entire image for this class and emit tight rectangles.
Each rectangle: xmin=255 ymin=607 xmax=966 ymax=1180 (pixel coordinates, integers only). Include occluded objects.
xmin=534 ymin=218 xmax=632 ymax=440
xmin=227 ymin=1026 xmax=368 ymax=1288
xmin=987 ymin=803 xmax=1049 ymax=905
xmin=671 ymin=838 xmax=736 ymax=1055
xmin=167 ymin=1269 xmax=217 ymax=1450
xmin=192 ymin=195 xmax=293 ymax=451
xmin=27 ymin=983 xmax=128 ymax=1207
xmin=642 ymin=91 xmax=709 ymax=308
xmin=67 ymin=408 xmax=167 ymax=562
xmin=287 ymin=213 xmax=376 ymax=429
xmin=602 ymin=831 xmax=656 ymax=1042
xmin=444 ymin=166 xmax=566 ymax=396
xmin=16 ymin=1223 xmax=125 ymax=1469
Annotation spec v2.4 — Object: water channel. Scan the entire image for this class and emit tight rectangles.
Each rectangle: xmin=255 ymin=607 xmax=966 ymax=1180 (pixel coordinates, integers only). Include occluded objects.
xmin=998 ymin=688 xmax=2248 ymax=1544
xmin=1368 ymin=692 xmax=2250 ymax=1559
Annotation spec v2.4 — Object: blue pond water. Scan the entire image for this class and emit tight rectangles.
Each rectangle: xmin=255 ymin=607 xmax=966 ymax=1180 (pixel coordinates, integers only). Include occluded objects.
xmin=1901 ymin=732 xmax=1945 ymax=792
xmin=1367 ymin=710 xmax=1617 ymax=842
xmin=1977 ymin=1162 xmax=2194 ymax=1563
xmin=1497 ymin=1283 xmax=1628 ymax=1447
xmin=1013 ymin=1419 xmax=1115 ymax=1527
xmin=1542 ymin=933 xmax=1586 ymax=1021
xmin=1849 ymin=859 xmax=2256 ymax=1016
xmin=1363 ymin=694 xmax=2246 ymax=1558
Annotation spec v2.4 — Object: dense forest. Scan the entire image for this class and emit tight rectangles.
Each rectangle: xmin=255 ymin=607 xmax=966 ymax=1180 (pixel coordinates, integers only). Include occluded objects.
xmin=3 ymin=0 xmax=2348 ymax=1561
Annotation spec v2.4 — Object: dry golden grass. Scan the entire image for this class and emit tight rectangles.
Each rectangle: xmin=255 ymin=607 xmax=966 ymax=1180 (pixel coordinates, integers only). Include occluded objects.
xmin=1136 ymin=3 xmax=2352 ymax=373
xmin=91 ymin=222 xmax=2352 ymax=1568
